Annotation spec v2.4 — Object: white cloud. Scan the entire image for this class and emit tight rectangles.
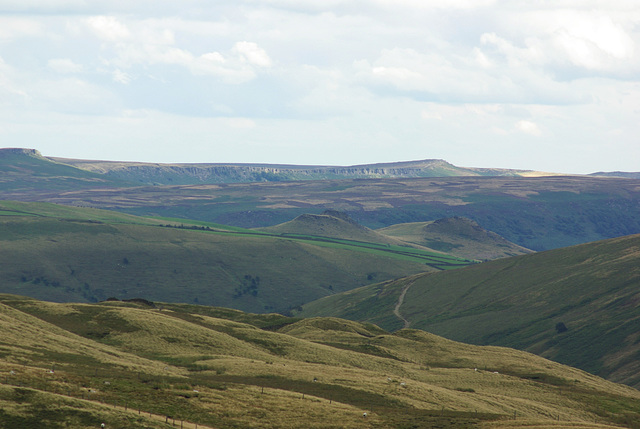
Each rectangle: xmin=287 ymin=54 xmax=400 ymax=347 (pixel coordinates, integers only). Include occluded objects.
xmin=483 ymin=8 xmax=640 ymax=77
xmin=373 ymin=0 xmax=497 ymax=10
xmin=0 ymin=17 xmax=42 ymax=41
xmin=233 ymin=41 xmax=272 ymax=67
xmin=86 ymin=15 xmax=131 ymax=42
xmin=112 ymin=69 xmax=131 ymax=84
xmin=0 ymin=1 xmax=639 ymax=173
xmin=47 ymin=58 xmax=84 ymax=74
xmin=79 ymin=16 xmax=273 ymax=84
xmin=225 ymin=117 xmax=256 ymax=129
xmin=516 ymin=120 xmax=542 ymax=136
xmin=0 ymin=57 xmax=29 ymax=104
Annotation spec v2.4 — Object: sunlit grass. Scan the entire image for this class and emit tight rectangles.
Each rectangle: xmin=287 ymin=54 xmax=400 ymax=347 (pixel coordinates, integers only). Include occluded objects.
xmin=1 ymin=295 xmax=640 ymax=428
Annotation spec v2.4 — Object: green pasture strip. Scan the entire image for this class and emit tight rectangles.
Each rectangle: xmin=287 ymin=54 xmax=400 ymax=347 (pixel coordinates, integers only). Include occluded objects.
xmin=0 ymin=201 xmax=157 ymax=226
xmin=148 ymin=216 xmax=469 ymax=266
xmin=199 ymin=228 xmax=471 ymax=267
xmin=269 ymin=232 xmax=473 ymax=266
xmin=145 ymin=222 xmax=474 ymax=268
xmin=149 ymin=216 xmax=263 ymax=233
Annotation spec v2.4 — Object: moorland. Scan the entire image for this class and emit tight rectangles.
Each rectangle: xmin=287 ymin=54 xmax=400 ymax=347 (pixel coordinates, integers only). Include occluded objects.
xmin=2 ymin=294 xmax=640 ymax=428
xmin=1 ymin=147 xmax=640 ymax=427
xmin=2 ymin=148 xmax=640 ymax=251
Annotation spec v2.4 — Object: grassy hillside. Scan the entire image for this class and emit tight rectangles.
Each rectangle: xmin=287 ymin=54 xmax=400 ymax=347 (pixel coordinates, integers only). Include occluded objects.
xmin=0 ymin=201 xmax=470 ymax=314
xmin=377 ymin=217 xmax=533 ymax=260
xmin=298 ymin=233 xmax=640 ymax=389
xmin=257 ymin=210 xmax=441 ymax=252
xmin=0 ymin=148 xmax=133 ymax=194
xmin=1 ymin=294 xmax=639 ymax=428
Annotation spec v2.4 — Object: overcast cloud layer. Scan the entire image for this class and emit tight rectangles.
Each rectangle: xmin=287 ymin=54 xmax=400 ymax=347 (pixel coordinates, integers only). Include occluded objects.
xmin=0 ymin=1 xmax=638 ymax=173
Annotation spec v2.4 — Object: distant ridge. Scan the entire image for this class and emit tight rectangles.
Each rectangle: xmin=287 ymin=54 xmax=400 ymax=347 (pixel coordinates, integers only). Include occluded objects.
xmin=49 ymin=153 xmax=558 ymax=185
xmin=0 ymin=148 xmax=42 ymax=158
xmin=589 ymin=171 xmax=640 ymax=179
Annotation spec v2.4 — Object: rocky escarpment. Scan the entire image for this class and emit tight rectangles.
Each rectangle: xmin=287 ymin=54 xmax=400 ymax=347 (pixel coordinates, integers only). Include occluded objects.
xmin=0 ymin=148 xmax=43 ymax=158
xmin=50 ymin=157 xmax=540 ymax=185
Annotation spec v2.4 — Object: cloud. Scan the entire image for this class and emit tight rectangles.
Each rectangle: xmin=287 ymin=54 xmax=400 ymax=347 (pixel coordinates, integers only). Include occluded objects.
xmin=86 ymin=15 xmax=131 ymax=41
xmin=481 ymin=8 xmax=639 ymax=78
xmin=516 ymin=120 xmax=542 ymax=136
xmin=0 ymin=1 xmax=639 ymax=173
xmin=80 ymin=16 xmax=272 ymax=84
xmin=0 ymin=17 xmax=42 ymax=41
xmin=112 ymin=69 xmax=131 ymax=84
xmin=233 ymin=41 xmax=272 ymax=67
xmin=225 ymin=117 xmax=257 ymax=129
xmin=47 ymin=58 xmax=84 ymax=73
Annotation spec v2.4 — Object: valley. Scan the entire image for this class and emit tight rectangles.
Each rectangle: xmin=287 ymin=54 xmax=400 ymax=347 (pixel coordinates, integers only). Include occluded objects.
xmin=1 ymin=148 xmax=640 ymax=427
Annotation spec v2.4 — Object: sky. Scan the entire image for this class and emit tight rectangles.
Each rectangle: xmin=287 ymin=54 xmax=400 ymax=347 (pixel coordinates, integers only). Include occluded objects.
xmin=0 ymin=1 xmax=639 ymax=174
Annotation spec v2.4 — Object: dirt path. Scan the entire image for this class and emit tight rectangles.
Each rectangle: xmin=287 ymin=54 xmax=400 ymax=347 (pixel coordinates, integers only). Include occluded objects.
xmin=393 ymin=281 xmax=414 ymax=329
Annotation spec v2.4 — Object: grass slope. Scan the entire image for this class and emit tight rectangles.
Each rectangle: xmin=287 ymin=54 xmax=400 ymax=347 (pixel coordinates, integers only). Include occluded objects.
xmin=377 ymin=217 xmax=533 ymax=260
xmin=257 ymin=210 xmax=443 ymax=252
xmin=298 ymin=233 xmax=640 ymax=389
xmin=1 ymin=294 xmax=639 ymax=428
xmin=0 ymin=148 xmax=133 ymax=194
xmin=0 ymin=201 xmax=471 ymax=314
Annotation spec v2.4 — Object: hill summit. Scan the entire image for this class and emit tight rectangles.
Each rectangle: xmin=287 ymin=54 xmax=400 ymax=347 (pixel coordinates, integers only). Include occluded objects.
xmin=258 ymin=210 xmax=430 ymax=250
xmin=378 ymin=217 xmax=532 ymax=260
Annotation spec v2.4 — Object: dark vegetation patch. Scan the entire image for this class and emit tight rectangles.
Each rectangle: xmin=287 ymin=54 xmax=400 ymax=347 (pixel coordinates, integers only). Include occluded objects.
xmin=317 ymin=342 xmax=404 ymax=361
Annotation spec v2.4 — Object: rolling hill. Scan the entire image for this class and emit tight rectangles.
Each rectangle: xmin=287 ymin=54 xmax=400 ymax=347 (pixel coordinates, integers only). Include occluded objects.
xmin=298 ymin=233 xmax=640 ymax=389
xmin=257 ymin=210 xmax=440 ymax=252
xmin=377 ymin=217 xmax=533 ymax=260
xmin=0 ymin=201 xmax=470 ymax=314
xmin=3 ymin=148 xmax=640 ymax=251
xmin=1 ymin=294 xmax=639 ymax=428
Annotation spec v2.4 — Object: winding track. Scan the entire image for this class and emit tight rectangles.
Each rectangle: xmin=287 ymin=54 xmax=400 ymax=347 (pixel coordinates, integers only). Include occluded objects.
xmin=393 ymin=281 xmax=415 ymax=329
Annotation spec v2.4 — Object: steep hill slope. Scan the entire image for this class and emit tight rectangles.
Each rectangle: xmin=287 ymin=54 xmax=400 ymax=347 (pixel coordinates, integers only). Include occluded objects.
xmin=1 ymin=294 xmax=639 ymax=428
xmin=298 ymin=233 xmax=640 ymax=389
xmin=377 ymin=217 xmax=533 ymax=260
xmin=0 ymin=201 xmax=468 ymax=314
